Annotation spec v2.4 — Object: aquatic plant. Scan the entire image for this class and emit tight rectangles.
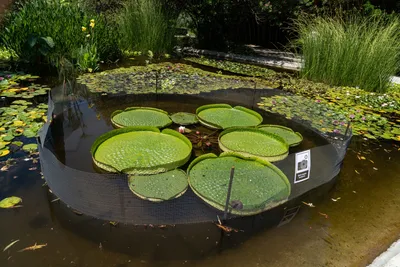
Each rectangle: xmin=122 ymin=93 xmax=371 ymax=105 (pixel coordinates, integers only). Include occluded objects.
xmin=0 ymin=100 xmax=48 ymax=158
xmin=196 ymin=104 xmax=263 ymax=129
xmin=111 ymin=107 xmax=172 ymax=128
xmin=258 ymin=125 xmax=303 ymax=147
xmin=119 ymin=0 xmax=176 ymax=54
xmin=76 ymin=62 xmax=273 ymax=95
xmin=128 ymin=170 xmax=188 ymax=202
xmin=294 ymin=14 xmax=400 ymax=92
xmin=218 ymin=127 xmax=289 ymax=162
xmin=187 ymin=152 xmax=290 ymax=216
xmin=170 ymin=112 xmax=199 ymax=126
xmin=91 ymin=126 xmax=192 ymax=174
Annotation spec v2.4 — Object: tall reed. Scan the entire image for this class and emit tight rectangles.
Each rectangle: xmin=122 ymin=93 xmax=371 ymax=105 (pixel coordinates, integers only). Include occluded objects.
xmin=294 ymin=14 xmax=400 ymax=92
xmin=119 ymin=0 xmax=175 ymax=54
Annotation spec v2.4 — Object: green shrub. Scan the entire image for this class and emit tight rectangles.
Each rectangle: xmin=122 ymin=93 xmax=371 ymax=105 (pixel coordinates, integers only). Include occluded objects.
xmin=295 ymin=14 xmax=400 ymax=92
xmin=0 ymin=0 xmax=120 ymax=70
xmin=119 ymin=0 xmax=176 ymax=54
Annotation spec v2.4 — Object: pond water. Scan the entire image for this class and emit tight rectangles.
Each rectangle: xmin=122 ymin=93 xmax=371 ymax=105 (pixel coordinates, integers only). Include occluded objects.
xmin=1 ymin=82 xmax=400 ymax=267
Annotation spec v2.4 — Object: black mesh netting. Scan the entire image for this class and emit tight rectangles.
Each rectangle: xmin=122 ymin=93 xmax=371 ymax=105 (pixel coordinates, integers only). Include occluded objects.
xmin=38 ymin=73 xmax=352 ymax=225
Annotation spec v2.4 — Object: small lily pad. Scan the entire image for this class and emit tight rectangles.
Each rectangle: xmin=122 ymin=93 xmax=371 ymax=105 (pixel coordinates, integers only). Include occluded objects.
xmin=0 ymin=149 xmax=10 ymax=157
xmin=22 ymin=143 xmax=38 ymax=152
xmin=0 ymin=196 xmax=22 ymax=208
xmin=170 ymin=112 xmax=199 ymax=125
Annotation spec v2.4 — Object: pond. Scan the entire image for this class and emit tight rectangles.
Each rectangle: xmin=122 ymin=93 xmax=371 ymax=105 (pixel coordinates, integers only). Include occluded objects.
xmin=1 ymin=63 xmax=400 ymax=267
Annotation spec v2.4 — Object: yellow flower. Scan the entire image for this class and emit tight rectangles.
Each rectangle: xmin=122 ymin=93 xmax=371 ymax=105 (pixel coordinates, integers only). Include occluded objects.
xmin=90 ymin=19 xmax=95 ymax=23
xmin=82 ymin=26 xmax=87 ymax=32
xmin=90 ymin=22 xmax=95 ymax=28
xmin=86 ymin=34 xmax=91 ymax=38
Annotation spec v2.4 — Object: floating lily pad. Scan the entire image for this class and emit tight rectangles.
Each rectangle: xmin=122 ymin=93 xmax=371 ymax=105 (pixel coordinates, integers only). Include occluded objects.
xmin=170 ymin=112 xmax=199 ymax=125
xmin=219 ymin=127 xmax=289 ymax=162
xmin=196 ymin=104 xmax=263 ymax=129
xmin=258 ymin=125 xmax=303 ymax=147
xmin=0 ymin=196 xmax=22 ymax=208
xmin=91 ymin=126 xmax=192 ymax=174
xmin=111 ymin=107 xmax=172 ymax=128
xmin=0 ymin=149 xmax=10 ymax=157
xmin=128 ymin=169 xmax=188 ymax=202
xmin=22 ymin=143 xmax=38 ymax=152
xmin=188 ymin=152 xmax=290 ymax=215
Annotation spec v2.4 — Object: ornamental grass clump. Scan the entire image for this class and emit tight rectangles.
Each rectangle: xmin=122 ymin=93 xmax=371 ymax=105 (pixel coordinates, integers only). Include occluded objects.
xmin=119 ymin=0 xmax=175 ymax=54
xmin=295 ymin=14 xmax=400 ymax=93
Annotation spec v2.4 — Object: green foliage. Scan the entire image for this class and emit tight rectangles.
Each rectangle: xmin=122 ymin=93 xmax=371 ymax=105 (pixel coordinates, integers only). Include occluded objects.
xmin=188 ymin=153 xmax=290 ymax=215
xmin=295 ymin=14 xmax=400 ymax=92
xmin=119 ymin=0 xmax=176 ymax=54
xmin=0 ymin=0 xmax=120 ymax=71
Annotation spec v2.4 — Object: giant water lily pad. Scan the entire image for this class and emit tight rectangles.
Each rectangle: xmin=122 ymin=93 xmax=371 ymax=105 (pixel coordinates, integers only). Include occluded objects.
xmin=258 ymin=125 xmax=303 ymax=147
xmin=170 ymin=112 xmax=198 ymax=125
xmin=128 ymin=170 xmax=188 ymax=202
xmin=111 ymin=107 xmax=172 ymax=128
xmin=91 ymin=127 xmax=192 ymax=174
xmin=196 ymin=104 xmax=263 ymax=129
xmin=219 ymin=128 xmax=289 ymax=162
xmin=188 ymin=152 xmax=290 ymax=215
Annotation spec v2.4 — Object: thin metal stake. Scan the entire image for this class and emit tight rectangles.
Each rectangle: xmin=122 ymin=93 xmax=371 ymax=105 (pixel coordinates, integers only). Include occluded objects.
xmin=344 ymin=121 xmax=351 ymax=137
xmin=223 ymin=166 xmax=235 ymax=221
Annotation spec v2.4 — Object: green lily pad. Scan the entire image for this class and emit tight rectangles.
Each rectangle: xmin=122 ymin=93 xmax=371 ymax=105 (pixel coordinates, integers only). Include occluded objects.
xmin=196 ymin=104 xmax=263 ymax=129
xmin=11 ymin=141 xmax=23 ymax=147
xmin=2 ymin=135 xmax=14 ymax=142
xmin=0 ymin=196 xmax=22 ymax=208
xmin=11 ymin=100 xmax=32 ymax=105
xmin=128 ymin=169 xmax=188 ymax=202
xmin=111 ymin=107 xmax=172 ymax=128
xmin=23 ymin=129 xmax=37 ymax=138
xmin=258 ymin=125 xmax=303 ymax=147
xmin=188 ymin=152 xmax=290 ymax=216
xmin=170 ymin=112 xmax=199 ymax=125
xmin=219 ymin=127 xmax=289 ymax=162
xmin=91 ymin=126 xmax=192 ymax=174
xmin=22 ymin=143 xmax=38 ymax=152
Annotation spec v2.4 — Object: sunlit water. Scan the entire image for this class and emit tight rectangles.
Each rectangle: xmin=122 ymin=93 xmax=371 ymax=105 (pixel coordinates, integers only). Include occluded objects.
xmin=1 ymin=87 xmax=399 ymax=267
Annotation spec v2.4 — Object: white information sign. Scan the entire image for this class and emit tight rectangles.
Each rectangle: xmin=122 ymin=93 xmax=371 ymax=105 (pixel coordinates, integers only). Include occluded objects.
xmin=294 ymin=150 xmax=311 ymax=183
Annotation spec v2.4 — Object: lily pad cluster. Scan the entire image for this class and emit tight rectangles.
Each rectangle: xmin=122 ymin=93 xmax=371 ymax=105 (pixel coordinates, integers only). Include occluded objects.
xmin=76 ymin=62 xmax=273 ymax=95
xmin=0 ymin=71 xmax=50 ymax=98
xmin=258 ymin=94 xmax=400 ymax=141
xmin=91 ymin=127 xmax=192 ymax=202
xmin=185 ymin=57 xmax=278 ymax=80
xmin=183 ymin=56 xmax=400 ymax=141
xmin=0 ymin=100 xmax=48 ymax=157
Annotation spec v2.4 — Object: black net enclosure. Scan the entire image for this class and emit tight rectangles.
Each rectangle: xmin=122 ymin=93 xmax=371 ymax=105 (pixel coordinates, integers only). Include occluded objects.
xmin=38 ymin=70 xmax=352 ymax=225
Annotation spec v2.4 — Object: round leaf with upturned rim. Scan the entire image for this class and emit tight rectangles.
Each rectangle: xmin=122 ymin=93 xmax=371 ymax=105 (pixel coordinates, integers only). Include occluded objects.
xmin=91 ymin=127 xmax=192 ymax=174
xmin=218 ymin=127 xmax=289 ymax=162
xmin=111 ymin=107 xmax=172 ymax=128
xmin=188 ymin=152 xmax=290 ymax=215
xmin=196 ymin=104 xmax=263 ymax=129
xmin=258 ymin=124 xmax=303 ymax=147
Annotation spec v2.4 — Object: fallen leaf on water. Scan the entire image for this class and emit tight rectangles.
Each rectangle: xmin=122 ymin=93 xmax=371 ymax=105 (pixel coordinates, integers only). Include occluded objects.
xmin=318 ymin=212 xmax=328 ymax=219
xmin=369 ymin=160 xmax=375 ymax=164
xmin=18 ymin=243 xmax=47 ymax=252
xmin=331 ymin=197 xmax=341 ymax=202
xmin=214 ymin=223 xmax=240 ymax=233
xmin=302 ymin=201 xmax=315 ymax=207
xmin=373 ymin=167 xmax=378 ymax=171
xmin=0 ymin=196 xmax=22 ymax=209
xmin=353 ymin=191 xmax=357 ymax=193
xmin=360 ymin=156 xmax=366 ymax=160
xmin=109 ymin=221 xmax=118 ymax=226
xmin=3 ymin=240 xmax=19 ymax=252
xmin=28 ymin=167 xmax=37 ymax=171
xmin=1 ymin=166 xmax=9 ymax=171
xmin=355 ymin=170 xmax=360 ymax=174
